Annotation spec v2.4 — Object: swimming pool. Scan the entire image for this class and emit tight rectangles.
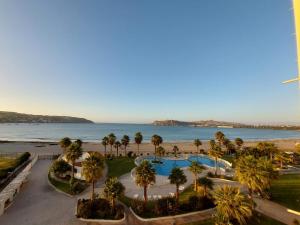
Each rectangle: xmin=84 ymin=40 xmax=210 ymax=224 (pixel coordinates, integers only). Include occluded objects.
xmin=142 ymin=155 xmax=227 ymax=176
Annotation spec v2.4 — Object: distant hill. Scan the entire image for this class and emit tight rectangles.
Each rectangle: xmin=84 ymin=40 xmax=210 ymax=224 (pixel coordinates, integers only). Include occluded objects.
xmin=0 ymin=111 xmax=94 ymax=123
xmin=153 ymin=120 xmax=300 ymax=130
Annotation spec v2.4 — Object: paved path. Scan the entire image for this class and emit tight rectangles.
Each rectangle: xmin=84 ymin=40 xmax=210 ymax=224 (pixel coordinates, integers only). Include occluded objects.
xmin=0 ymin=160 xmax=85 ymax=225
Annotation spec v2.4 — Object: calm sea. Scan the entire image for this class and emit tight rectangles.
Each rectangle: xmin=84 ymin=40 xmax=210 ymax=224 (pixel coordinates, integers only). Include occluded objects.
xmin=0 ymin=123 xmax=299 ymax=142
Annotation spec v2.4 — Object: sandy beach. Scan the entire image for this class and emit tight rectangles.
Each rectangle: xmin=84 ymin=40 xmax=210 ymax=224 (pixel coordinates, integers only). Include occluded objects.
xmin=0 ymin=138 xmax=299 ymax=155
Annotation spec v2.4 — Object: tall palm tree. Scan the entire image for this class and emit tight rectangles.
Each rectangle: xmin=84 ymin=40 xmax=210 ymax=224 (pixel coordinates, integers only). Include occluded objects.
xmin=157 ymin=146 xmax=165 ymax=158
xmin=101 ymin=136 xmax=109 ymax=156
xmin=257 ymin=142 xmax=278 ymax=161
xmin=135 ymin=161 xmax=156 ymax=206
xmin=104 ymin=177 xmax=125 ymax=212
xmin=59 ymin=137 xmax=72 ymax=154
xmin=134 ymin=132 xmax=143 ymax=155
xmin=65 ymin=143 xmax=83 ymax=179
xmin=215 ymin=131 xmax=225 ymax=148
xmin=173 ymin=145 xmax=179 ymax=157
xmin=151 ymin=134 xmax=163 ymax=161
xmin=213 ymin=185 xmax=253 ymax=225
xmin=168 ymin=167 xmax=187 ymax=205
xmin=75 ymin=139 xmax=83 ymax=147
xmin=114 ymin=141 xmax=121 ymax=157
xmin=188 ymin=161 xmax=205 ymax=191
xmin=197 ymin=177 xmax=213 ymax=197
xmin=194 ymin=139 xmax=202 ymax=154
xmin=82 ymin=152 xmax=104 ymax=201
xmin=108 ymin=133 xmax=116 ymax=155
xmin=121 ymin=135 xmax=130 ymax=156
xmin=209 ymin=139 xmax=216 ymax=149
xmin=208 ymin=146 xmax=223 ymax=175
xmin=274 ymin=152 xmax=291 ymax=169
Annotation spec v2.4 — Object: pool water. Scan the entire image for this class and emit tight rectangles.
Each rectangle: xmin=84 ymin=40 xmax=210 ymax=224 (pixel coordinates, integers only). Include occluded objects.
xmin=144 ymin=155 xmax=226 ymax=176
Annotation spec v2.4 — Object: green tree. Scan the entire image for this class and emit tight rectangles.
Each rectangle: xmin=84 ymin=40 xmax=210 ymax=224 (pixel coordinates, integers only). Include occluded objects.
xmin=121 ymin=135 xmax=130 ymax=155
xmin=197 ymin=177 xmax=213 ymax=197
xmin=168 ymin=167 xmax=187 ymax=205
xmin=213 ymin=185 xmax=253 ymax=225
xmin=209 ymin=139 xmax=216 ymax=149
xmin=151 ymin=134 xmax=163 ymax=161
xmin=114 ymin=141 xmax=121 ymax=157
xmin=82 ymin=152 xmax=104 ymax=201
xmin=135 ymin=161 xmax=156 ymax=206
xmin=157 ymin=146 xmax=166 ymax=158
xmin=257 ymin=142 xmax=278 ymax=161
xmin=235 ymin=138 xmax=244 ymax=151
xmin=102 ymin=136 xmax=109 ymax=156
xmin=188 ymin=161 xmax=205 ymax=191
xmin=134 ymin=132 xmax=143 ymax=155
xmin=173 ymin=145 xmax=179 ymax=157
xmin=104 ymin=177 xmax=125 ymax=211
xmin=51 ymin=159 xmax=71 ymax=177
xmin=194 ymin=139 xmax=202 ymax=154
xmin=274 ymin=152 xmax=291 ymax=168
xmin=59 ymin=137 xmax=72 ymax=154
xmin=215 ymin=131 xmax=225 ymax=148
xmin=65 ymin=143 xmax=83 ymax=179
xmin=208 ymin=146 xmax=223 ymax=175
xmin=75 ymin=139 xmax=83 ymax=147
xmin=108 ymin=133 xmax=116 ymax=155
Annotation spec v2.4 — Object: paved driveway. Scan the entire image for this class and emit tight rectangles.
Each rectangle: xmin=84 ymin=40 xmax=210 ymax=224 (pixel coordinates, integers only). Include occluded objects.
xmin=0 ymin=160 xmax=85 ymax=225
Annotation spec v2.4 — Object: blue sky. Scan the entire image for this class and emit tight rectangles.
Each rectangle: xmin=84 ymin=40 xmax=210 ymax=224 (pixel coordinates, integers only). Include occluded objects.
xmin=0 ymin=0 xmax=299 ymax=124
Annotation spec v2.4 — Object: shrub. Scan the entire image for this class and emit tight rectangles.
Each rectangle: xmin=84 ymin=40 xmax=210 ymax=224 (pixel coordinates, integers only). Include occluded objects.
xmin=18 ymin=152 xmax=31 ymax=164
xmin=127 ymin=151 xmax=133 ymax=158
xmin=131 ymin=199 xmax=145 ymax=215
xmin=51 ymin=160 xmax=71 ymax=177
xmin=70 ymin=178 xmax=86 ymax=194
xmin=154 ymin=197 xmax=176 ymax=216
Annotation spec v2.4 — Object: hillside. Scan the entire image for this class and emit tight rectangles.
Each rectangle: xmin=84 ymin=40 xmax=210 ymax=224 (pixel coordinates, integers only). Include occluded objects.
xmin=0 ymin=111 xmax=94 ymax=123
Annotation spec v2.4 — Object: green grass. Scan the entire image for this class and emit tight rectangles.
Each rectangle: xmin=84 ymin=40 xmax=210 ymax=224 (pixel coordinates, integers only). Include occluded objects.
xmin=0 ymin=156 xmax=19 ymax=169
xmin=179 ymin=185 xmax=201 ymax=203
xmin=48 ymin=172 xmax=72 ymax=194
xmin=270 ymin=173 xmax=300 ymax=211
xmin=185 ymin=213 xmax=285 ymax=225
xmin=106 ymin=157 xmax=135 ymax=178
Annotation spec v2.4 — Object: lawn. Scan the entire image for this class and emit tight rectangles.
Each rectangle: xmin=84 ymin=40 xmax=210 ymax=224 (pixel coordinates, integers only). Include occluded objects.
xmin=48 ymin=172 xmax=71 ymax=194
xmin=270 ymin=173 xmax=300 ymax=211
xmin=106 ymin=157 xmax=135 ymax=178
xmin=185 ymin=213 xmax=285 ymax=225
xmin=0 ymin=156 xmax=18 ymax=169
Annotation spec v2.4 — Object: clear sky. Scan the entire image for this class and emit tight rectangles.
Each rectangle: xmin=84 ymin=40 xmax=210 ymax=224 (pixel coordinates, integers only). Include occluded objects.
xmin=0 ymin=0 xmax=299 ymax=124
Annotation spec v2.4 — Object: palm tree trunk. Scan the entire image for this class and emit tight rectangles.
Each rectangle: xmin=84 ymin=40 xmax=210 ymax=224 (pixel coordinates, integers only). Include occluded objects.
xmin=72 ymin=164 xmax=75 ymax=179
xmin=110 ymin=145 xmax=112 ymax=155
xmin=91 ymin=181 xmax=95 ymax=201
xmin=144 ymin=185 xmax=148 ymax=207
xmin=215 ymin=158 xmax=218 ymax=175
xmin=204 ymin=186 xmax=207 ymax=196
xmin=124 ymin=146 xmax=127 ymax=156
xmin=281 ymin=160 xmax=283 ymax=169
xmin=176 ymin=185 xmax=179 ymax=205
xmin=104 ymin=146 xmax=107 ymax=156
xmin=154 ymin=146 xmax=157 ymax=161
xmin=194 ymin=175 xmax=197 ymax=191
xmin=111 ymin=198 xmax=115 ymax=213
xmin=137 ymin=144 xmax=140 ymax=155
xmin=117 ymin=147 xmax=119 ymax=157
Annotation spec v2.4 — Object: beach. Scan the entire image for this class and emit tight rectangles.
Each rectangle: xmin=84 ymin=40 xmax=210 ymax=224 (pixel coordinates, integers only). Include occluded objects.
xmin=0 ymin=138 xmax=299 ymax=155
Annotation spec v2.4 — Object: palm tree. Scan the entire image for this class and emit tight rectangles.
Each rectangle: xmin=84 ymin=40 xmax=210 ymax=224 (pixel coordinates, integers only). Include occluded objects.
xmin=257 ymin=142 xmax=278 ymax=161
xmin=208 ymin=146 xmax=223 ymax=175
xmin=157 ymin=146 xmax=165 ymax=158
xmin=168 ymin=167 xmax=187 ymax=205
xmin=59 ymin=137 xmax=72 ymax=154
xmin=101 ymin=136 xmax=109 ymax=156
xmin=151 ymin=134 xmax=163 ymax=161
xmin=108 ymin=133 xmax=116 ymax=155
xmin=213 ymin=185 xmax=253 ymax=225
xmin=82 ymin=152 xmax=104 ymax=201
xmin=235 ymin=138 xmax=244 ymax=151
xmin=65 ymin=143 xmax=83 ymax=179
xmin=135 ymin=161 xmax=156 ymax=206
xmin=173 ymin=145 xmax=179 ymax=157
xmin=121 ymin=135 xmax=130 ymax=156
xmin=104 ymin=177 xmax=125 ymax=212
xmin=197 ymin=177 xmax=213 ymax=197
xmin=194 ymin=139 xmax=202 ymax=154
xmin=274 ymin=152 xmax=291 ymax=169
xmin=75 ymin=139 xmax=83 ymax=147
xmin=235 ymin=155 xmax=277 ymax=197
xmin=209 ymin=139 xmax=216 ymax=149
xmin=114 ymin=141 xmax=121 ymax=157
xmin=188 ymin=161 xmax=205 ymax=191
xmin=215 ymin=131 xmax=225 ymax=148
xmin=134 ymin=132 xmax=143 ymax=155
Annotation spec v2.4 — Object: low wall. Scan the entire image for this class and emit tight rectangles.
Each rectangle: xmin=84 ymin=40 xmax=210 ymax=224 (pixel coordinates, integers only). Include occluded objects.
xmin=129 ymin=207 xmax=215 ymax=225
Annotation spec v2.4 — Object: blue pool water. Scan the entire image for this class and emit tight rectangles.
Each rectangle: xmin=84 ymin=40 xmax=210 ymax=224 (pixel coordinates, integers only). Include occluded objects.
xmin=144 ymin=155 xmax=226 ymax=176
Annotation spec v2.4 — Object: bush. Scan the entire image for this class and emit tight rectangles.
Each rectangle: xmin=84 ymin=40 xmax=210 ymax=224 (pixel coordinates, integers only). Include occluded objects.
xmin=18 ymin=152 xmax=31 ymax=164
xmin=51 ymin=160 xmax=71 ymax=177
xmin=127 ymin=151 xmax=133 ymax=158
xmin=154 ymin=197 xmax=176 ymax=216
xmin=77 ymin=198 xmax=124 ymax=220
xmin=69 ymin=178 xmax=86 ymax=194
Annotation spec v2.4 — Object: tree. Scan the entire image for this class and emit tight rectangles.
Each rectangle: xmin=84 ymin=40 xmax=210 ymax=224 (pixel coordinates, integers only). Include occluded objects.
xmin=213 ymin=185 xmax=253 ymax=225
xmin=108 ymin=133 xmax=116 ymax=155
xmin=173 ymin=145 xmax=179 ymax=157
xmin=274 ymin=152 xmax=291 ymax=169
xmin=197 ymin=177 xmax=213 ymax=197
xmin=65 ymin=143 xmax=83 ymax=179
xmin=168 ymin=167 xmax=187 ymax=205
xmin=135 ymin=161 xmax=156 ymax=206
xmin=51 ymin=159 xmax=71 ymax=177
xmin=104 ymin=177 xmax=125 ymax=212
xmin=121 ymin=135 xmax=130 ymax=155
xmin=188 ymin=161 xmax=205 ymax=191
xmin=215 ymin=131 xmax=225 ymax=148
xmin=257 ymin=142 xmax=278 ymax=161
xmin=235 ymin=138 xmax=244 ymax=150
xmin=157 ymin=146 xmax=166 ymax=158
xmin=114 ymin=141 xmax=121 ymax=157
xmin=235 ymin=155 xmax=277 ymax=197
xmin=194 ymin=139 xmax=202 ymax=154
xmin=75 ymin=139 xmax=83 ymax=147
xmin=134 ymin=132 xmax=143 ymax=155
xmin=209 ymin=139 xmax=216 ymax=149
xmin=208 ymin=146 xmax=223 ymax=175
xmin=59 ymin=137 xmax=72 ymax=154
xmin=102 ymin=136 xmax=109 ymax=156
xmin=151 ymin=135 xmax=163 ymax=161
xmin=82 ymin=152 xmax=104 ymax=201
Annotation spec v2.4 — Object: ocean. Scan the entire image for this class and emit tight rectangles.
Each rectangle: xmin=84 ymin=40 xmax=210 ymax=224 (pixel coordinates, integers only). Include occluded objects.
xmin=0 ymin=123 xmax=299 ymax=142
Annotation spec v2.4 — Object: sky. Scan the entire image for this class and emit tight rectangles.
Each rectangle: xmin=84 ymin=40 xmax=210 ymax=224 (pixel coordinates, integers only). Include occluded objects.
xmin=0 ymin=0 xmax=299 ymax=124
